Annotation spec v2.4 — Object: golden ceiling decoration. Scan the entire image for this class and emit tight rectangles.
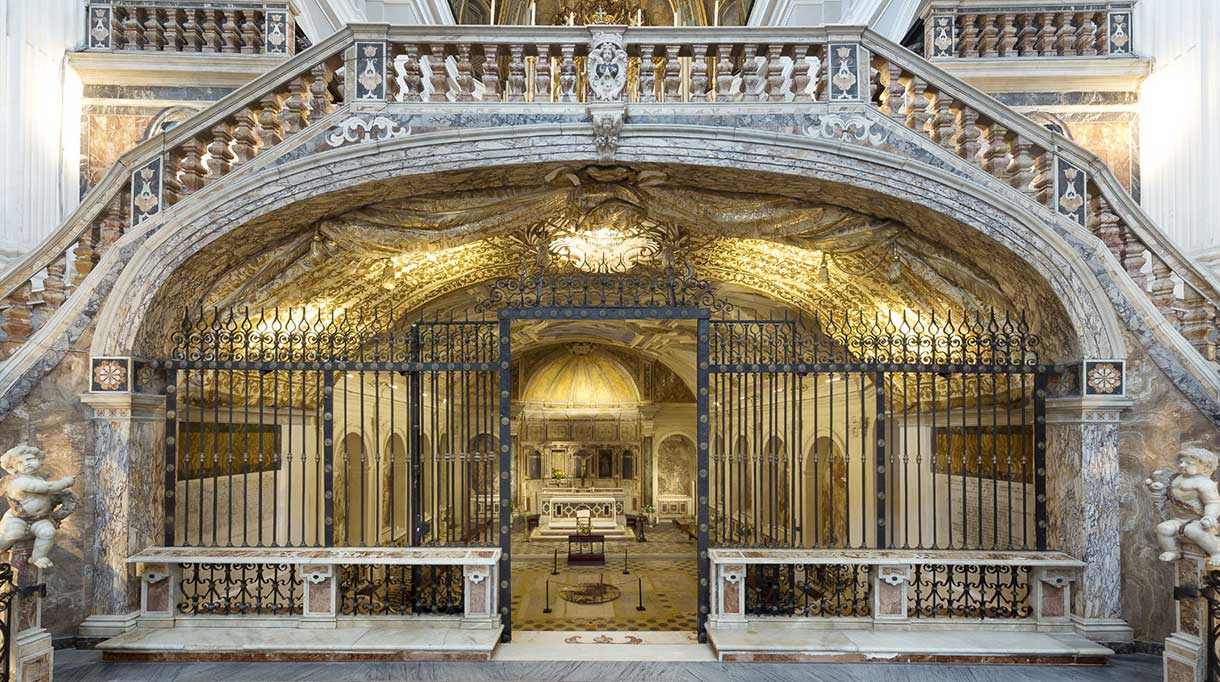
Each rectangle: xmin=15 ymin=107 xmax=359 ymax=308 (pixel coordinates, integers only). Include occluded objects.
xmin=521 ymin=343 xmax=642 ymax=406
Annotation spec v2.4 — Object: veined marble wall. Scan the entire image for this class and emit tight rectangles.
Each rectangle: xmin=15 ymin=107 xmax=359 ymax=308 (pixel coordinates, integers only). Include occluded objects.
xmin=0 ymin=332 xmax=93 ymax=641
xmin=1119 ymin=328 xmax=1220 ymax=644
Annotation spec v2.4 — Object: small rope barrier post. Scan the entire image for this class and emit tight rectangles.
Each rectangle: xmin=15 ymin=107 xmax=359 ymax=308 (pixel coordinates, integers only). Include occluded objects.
xmin=551 ymin=547 xmax=560 ymax=575
xmin=622 ymin=548 xmax=630 ymax=575
xmin=636 ymin=576 xmax=646 ymax=611
xmin=543 ymin=579 xmax=552 ymax=614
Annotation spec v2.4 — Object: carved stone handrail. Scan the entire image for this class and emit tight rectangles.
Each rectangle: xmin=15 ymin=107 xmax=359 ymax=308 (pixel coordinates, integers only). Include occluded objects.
xmin=916 ymin=0 xmax=1136 ymax=59
xmin=85 ymin=0 xmax=300 ymax=55
xmin=1 ymin=22 xmax=1217 ymax=379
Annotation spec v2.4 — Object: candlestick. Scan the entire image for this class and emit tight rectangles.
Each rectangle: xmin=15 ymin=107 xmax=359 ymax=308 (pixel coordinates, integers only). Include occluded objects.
xmin=713 ymin=0 xmax=719 ymax=25
xmin=530 ymin=0 xmax=536 ymax=25
xmin=636 ymin=8 xmax=642 ymax=25
xmin=568 ymin=11 xmax=575 ymax=25
xmin=490 ymin=0 xmax=496 ymax=24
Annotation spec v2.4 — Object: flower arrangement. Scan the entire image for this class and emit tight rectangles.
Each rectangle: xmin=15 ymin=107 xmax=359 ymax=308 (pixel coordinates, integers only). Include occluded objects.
xmin=551 ymin=468 xmax=566 ymax=480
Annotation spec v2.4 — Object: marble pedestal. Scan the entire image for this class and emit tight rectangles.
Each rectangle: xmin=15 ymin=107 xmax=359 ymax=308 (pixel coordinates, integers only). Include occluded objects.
xmin=1164 ymin=552 xmax=1210 ymax=682
xmin=7 ymin=541 xmax=52 ymax=682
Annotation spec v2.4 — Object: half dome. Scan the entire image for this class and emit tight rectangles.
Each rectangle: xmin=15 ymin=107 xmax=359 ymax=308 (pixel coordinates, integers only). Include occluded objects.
xmin=521 ymin=344 xmax=641 ymax=407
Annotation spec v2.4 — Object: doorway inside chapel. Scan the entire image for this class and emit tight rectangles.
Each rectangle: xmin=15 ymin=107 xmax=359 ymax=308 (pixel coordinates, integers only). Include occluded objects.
xmin=507 ymin=319 xmax=700 ymax=638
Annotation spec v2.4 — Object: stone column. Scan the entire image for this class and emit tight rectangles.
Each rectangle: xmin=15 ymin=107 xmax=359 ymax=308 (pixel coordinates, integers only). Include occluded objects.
xmin=1044 ymin=393 xmax=1133 ymax=642
xmin=301 ymin=564 xmax=336 ymax=628
xmin=872 ymin=564 xmax=911 ymax=625
xmin=1163 ymin=552 xmax=1207 ymax=682
xmin=8 ymin=540 xmax=52 ymax=682
xmin=78 ymin=361 xmax=166 ymax=641
xmin=462 ymin=563 xmax=497 ymax=629
xmin=712 ymin=563 xmax=745 ymax=627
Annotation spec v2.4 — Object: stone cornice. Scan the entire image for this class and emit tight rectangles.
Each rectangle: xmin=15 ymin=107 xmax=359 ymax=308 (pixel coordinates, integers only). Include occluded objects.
xmin=68 ymin=51 xmax=285 ymax=90
xmin=935 ymin=56 xmax=1150 ymax=94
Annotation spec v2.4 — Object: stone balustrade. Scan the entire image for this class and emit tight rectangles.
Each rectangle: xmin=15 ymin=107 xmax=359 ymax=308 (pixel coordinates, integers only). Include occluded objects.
xmin=918 ymin=1 xmax=1136 ymax=59
xmin=86 ymin=1 xmax=300 ymax=55
xmin=1 ymin=23 xmax=1217 ymax=376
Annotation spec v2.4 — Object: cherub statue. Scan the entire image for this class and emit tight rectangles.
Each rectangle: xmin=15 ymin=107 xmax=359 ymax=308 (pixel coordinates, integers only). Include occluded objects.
xmin=0 ymin=445 xmax=77 ymax=568
xmin=1145 ymin=447 xmax=1220 ymax=565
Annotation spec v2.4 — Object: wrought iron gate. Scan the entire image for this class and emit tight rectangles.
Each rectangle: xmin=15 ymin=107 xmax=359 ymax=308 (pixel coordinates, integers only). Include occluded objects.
xmin=164 ymin=309 xmax=502 ymax=551
xmin=708 ymin=312 xmax=1046 ymax=552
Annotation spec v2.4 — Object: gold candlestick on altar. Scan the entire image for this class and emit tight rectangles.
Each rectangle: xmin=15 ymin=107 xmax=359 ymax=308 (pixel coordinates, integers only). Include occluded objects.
xmin=530 ymin=0 xmax=537 ymax=25
xmin=713 ymin=0 xmax=719 ymax=25
xmin=490 ymin=0 xmax=496 ymax=24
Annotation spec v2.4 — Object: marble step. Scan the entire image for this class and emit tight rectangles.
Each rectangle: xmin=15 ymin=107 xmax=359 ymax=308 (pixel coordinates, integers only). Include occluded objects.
xmin=98 ymin=622 xmax=502 ymax=662
xmin=707 ymin=625 xmax=1113 ymax=664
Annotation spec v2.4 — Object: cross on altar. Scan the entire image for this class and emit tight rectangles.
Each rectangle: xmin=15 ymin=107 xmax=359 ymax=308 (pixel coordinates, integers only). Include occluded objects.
xmin=593 ymin=8 xmax=608 ymax=22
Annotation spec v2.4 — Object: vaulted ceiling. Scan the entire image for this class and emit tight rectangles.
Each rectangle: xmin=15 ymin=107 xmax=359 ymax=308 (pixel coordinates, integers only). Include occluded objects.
xmin=146 ymin=162 xmax=1079 ymax=361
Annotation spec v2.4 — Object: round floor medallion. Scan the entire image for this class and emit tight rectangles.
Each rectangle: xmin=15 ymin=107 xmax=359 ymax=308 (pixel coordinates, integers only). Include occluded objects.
xmin=559 ymin=582 xmax=622 ymax=605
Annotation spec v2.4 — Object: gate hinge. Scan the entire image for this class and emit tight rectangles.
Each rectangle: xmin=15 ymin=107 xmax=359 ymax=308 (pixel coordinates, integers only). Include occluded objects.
xmin=1174 ymin=585 xmax=1200 ymax=600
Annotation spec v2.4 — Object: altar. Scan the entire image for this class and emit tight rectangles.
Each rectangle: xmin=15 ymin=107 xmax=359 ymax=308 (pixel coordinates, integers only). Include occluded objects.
xmin=533 ymin=489 xmax=634 ymax=540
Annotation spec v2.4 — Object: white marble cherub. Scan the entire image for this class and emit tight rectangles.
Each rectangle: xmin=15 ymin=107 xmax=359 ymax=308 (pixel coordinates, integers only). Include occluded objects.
xmin=0 ymin=445 xmax=77 ymax=568
xmin=1145 ymin=447 xmax=1220 ymax=565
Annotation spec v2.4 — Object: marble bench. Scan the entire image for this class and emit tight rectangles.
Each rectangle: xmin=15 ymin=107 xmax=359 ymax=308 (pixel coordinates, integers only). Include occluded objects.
xmin=127 ymin=546 xmax=501 ymax=631
xmin=707 ymin=546 xmax=1088 ymax=639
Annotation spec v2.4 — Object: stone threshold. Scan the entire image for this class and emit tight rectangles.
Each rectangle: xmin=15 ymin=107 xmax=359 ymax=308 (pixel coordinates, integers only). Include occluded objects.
xmin=707 ymin=626 xmax=1112 ymax=664
xmin=98 ymin=622 xmax=502 ymax=662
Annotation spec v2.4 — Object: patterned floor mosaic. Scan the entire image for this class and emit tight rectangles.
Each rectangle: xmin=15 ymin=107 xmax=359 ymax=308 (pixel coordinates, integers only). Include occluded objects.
xmin=510 ymin=524 xmax=698 ymax=631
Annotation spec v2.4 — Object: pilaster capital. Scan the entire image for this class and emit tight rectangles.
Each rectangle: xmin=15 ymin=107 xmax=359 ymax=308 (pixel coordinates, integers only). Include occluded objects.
xmin=80 ymin=392 xmax=165 ymax=422
xmin=1044 ymin=395 xmax=1132 ymax=425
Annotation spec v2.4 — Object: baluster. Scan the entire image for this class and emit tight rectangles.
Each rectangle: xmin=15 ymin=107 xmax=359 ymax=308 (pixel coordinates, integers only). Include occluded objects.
xmin=638 ymin=44 xmax=657 ymax=103
xmin=690 ymin=44 xmax=710 ymax=102
xmin=555 ymin=44 xmax=575 ymax=102
xmin=663 ymin=45 xmax=682 ymax=102
xmin=1007 ymin=134 xmax=1036 ymax=196
xmin=811 ymin=45 xmax=829 ymax=101
xmin=982 ymin=122 xmax=1011 ymax=178
xmin=163 ymin=9 xmax=183 ymax=51
xmin=1036 ymin=13 xmax=1057 ymax=56
xmin=71 ymin=229 xmax=97 ymax=287
xmin=764 ymin=44 xmax=786 ymax=102
xmin=231 ymin=108 xmax=260 ymax=165
xmin=455 ymin=44 xmax=475 ymax=102
xmin=714 ymin=44 xmax=734 ymax=102
xmin=953 ymin=105 xmax=982 ymax=163
xmin=1030 ymin=150 xmax=1053 ymax=207
xmin=1075 ymin=12 xmax=1098 ymax=56
xmin=42 ymin=253 xmax=68 ymax=312
xmin=1089 ymin=195 xmax=1121 ymax=253
xmin=400 ymin=44 xmax=424 ymax=102
xmin=206 ymin=123 xmax=236 ymax=180
xmin=1180 ymin=288 xmax=1217 ymax=361
xmin=221 ymin=10 xmax=241 ymax=54
xmin=959 ymin=14 xmax=980 ymax=58
xmin=427 ymin=45 xmax=448 ymax=102
xmin=181 ymin=9 xmax=202 ymax=52
xmin=998 ymin=14 xmax=1018 ymax=56
xmin=201 ymin=10 xmax=221 ymax=52
xmin=240 ymin=10 xmax=260 ymax=54
xmin=903 ymin=76 xmax=931 ymax=134
xmin=929 ymin=91 xmax=956 ymax=148
xmin=1017 ymin=14 xmax=1038 ymax=56
xmin=123 ymin=9 xmax=144 ymax=50
xmin=1148 ymin=255 xmax=1177 ymax=319
xmin=534 ymin=45 xmax=552 ymax=102
xmin=163 ymin=150 xmax=183 ymax=206
xmin=143 ymin=9 xmax=165 ymax=51
xmin=98 ymin=198 xmax=125 ymax=251
xmin=255 ymin=93 xmax=285 ymax=148
xmin=310 ymin=63 xmax=335 ymax=118
xmin=0 ymin=282 xmax=35 ymax=359
xmin=175 ymin=138 xmax=207 ymax=195
xmin=1054 ymin=13 xmax=1076 ymax=56
xmin=1120 ymin=229 xmax=1147 ymax=288
xmin=503 ymin=44 xmax=524 ymax=102
xmin=880 ymin=63 xmax=904 ymax=119
xmin=790 ymin=45 xmax=812 ymax=103
xmin=281 ymin=76 xmax=311 ymax=134
xmin=741 ymin=44 xmax=762 ymax=101
xmin=480 ymin=44 xmax=501 ymax=102
xmin=978 ymin=14 xmax=999 ymax=58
